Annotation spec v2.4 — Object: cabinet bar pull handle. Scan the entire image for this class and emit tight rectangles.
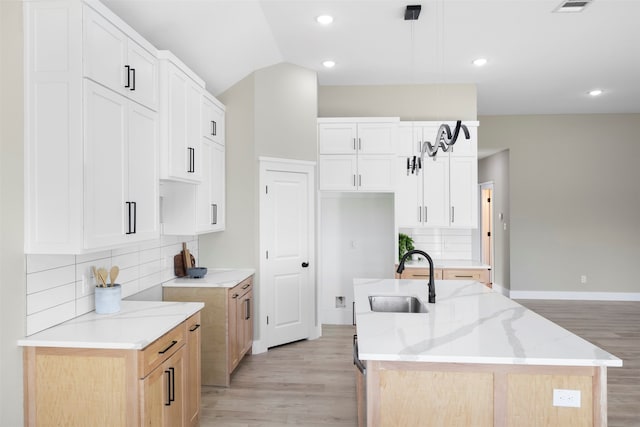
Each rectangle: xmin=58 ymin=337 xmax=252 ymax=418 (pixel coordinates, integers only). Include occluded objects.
xmin=352 ymin=301 xmax=356 ymax=326
xmin=232 ymin=293 xmax=239 ymax=299
xmin=245 ymin=298 xmax=251 ymax=320
xmin=124 ymin=65 xmax=131 ymax=88
xmin=358 ymin=138 xmax=362 ymax=150
xmin=164 ymin=370 xmax=171 ymax=406
xmin=451 ymin=206 xmax=455 ymax=223
xmin=211 ymin=204 xmax=217 ymax=225
xmin=168 ymin=367 xmax=175 ymax=403
xmin=418 ymin=206 xmax=421 ymax=222
xmin=353 ymin=174 xmax=356 ymax=187
xmin=125 ymin=202 xmax=133 ymax=235
xmin=358 ymin=174 xmax=362 ymax=187
xmin=158 ymin=340 xmax=178 ymax=355
xmin=212 ymin=120 xmax=217 ymax=136
xmin=353 ymin=138 xmax=356 ymax=150
xmin=242 ymin=283 xmax=250 ymax=289
xmin=455 ymin=275 xmax=474 ymax=278
xmin=425 ymin=206 xmax=428 ymax=223
xmin=130 ymin=68 xmax=135 ymax=91
xmin=189 ymin=323 xmax=201 ymax=332
xmin=132 ymin=201 xmax=137 ymax=234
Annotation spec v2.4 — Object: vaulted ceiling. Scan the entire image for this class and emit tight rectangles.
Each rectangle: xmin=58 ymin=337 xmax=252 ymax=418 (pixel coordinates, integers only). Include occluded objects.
xmin=103 ymin=0 xmax=640 ymax=115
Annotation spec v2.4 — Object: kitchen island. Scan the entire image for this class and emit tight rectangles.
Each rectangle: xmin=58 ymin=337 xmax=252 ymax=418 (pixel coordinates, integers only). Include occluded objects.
xmin=353 ymin=278 xmax=621 ymax=427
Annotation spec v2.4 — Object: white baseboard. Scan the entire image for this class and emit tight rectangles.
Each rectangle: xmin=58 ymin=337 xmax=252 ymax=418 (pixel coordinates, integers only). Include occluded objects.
xmin=491 ymin=283 xmax=510 ymax=297
xmin=251 ymin=339 xmax=268 ymax=355
xmin=510 ymin=290 xmax=640 ymax=301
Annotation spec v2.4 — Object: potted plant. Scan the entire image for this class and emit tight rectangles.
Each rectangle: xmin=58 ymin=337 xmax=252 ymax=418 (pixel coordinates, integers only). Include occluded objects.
xmin=398 ymin=233 xmax=415 ymax=262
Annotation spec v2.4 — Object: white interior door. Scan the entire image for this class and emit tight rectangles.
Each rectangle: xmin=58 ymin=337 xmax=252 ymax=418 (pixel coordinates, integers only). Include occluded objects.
xmin=264 ymin=169 xmax=312 ymax=348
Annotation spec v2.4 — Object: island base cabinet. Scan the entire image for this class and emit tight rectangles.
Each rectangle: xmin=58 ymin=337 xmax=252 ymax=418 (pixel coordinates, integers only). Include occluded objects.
xmin=365 ymin=361 xmax=606 ymax=427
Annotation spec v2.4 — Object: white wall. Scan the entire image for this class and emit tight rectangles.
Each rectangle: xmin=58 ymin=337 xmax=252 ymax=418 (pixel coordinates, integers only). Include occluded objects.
xmin=479 ymin=114 xmax=640 ymax=295
xmin=0 ymin=1 xmax=25 ymax=424
xmin=320 ymin=193 xmax=395 ymax=324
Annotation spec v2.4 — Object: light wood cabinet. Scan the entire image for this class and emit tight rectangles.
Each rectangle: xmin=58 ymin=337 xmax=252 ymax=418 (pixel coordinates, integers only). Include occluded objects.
xmin=395 ymin=266 xmax=490 ymax=286
xmin=395 ymin=266 xmax=443 ymax=280
xmin=23 ymin=312 xmax=201 ymax=427
xmin=24 ymin=0 xmax=159 ymax=253
xmin=163 ymin=276 xmax=254 ymax=387
xmin=185 ymin=313 xmax=201 ymax=427
xmin=318 ymin=118 xmax=398 ymax=192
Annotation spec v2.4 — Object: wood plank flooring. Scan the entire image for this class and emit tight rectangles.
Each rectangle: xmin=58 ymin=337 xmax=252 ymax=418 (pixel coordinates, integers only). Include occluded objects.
xmin=200 ymin=301 xmax=640 ymax=426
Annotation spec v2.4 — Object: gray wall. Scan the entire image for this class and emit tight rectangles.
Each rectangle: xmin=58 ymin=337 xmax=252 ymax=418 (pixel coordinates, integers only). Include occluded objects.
xmin=478 ymin=150 xmax=510 ymax=291
xmin=479 ymin=114 xmax=640 ymax=294
xmin=0 ymin=1 xmax=26 ymax=425
xmin=319 ymin=84 xmax=477 ymax=120
xmin=198 ymin=62 xmax=318 ymax=342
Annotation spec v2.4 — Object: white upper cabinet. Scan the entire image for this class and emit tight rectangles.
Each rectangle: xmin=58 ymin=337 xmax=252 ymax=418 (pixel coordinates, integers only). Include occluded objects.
xmin=83 ymin=4 xmax=157 ymax=110
xmin=318 ymin=118 xmax=398 ymax=192
xmin=158 ymin=51 xmax=205 ymax=183
xmin=202 ymin=93 xmax=225 ymax=145
xmin=24 ymin=0 xmax=159 ymax=253
xmin=395 ymin=121 xmax=478 ymax=229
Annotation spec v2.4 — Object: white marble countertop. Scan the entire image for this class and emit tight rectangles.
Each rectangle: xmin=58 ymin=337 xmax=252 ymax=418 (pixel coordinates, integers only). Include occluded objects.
xmin=399 ymin=259 xmax=491 ymax=269
xmin=162 ymin=268 xmax=255 ymax=288
xmin=354 ymin=278 xmax=622 ymax=367
xmin=17 ymin=300 xmax=204 ymax=350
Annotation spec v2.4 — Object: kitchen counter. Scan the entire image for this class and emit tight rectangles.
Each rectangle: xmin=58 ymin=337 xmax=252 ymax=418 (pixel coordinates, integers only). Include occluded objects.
xmin=163 ymin=267 xmax=255 ymax=288
xmin=17 ymin=300 xmax=203 ymax=349
xmin=400 ymin=259 xmax=491 ymax=269
xmin=354 ymin=278 xmax=621 ymax=367
xmin=354 ymin=278 xmax=621 ymax=426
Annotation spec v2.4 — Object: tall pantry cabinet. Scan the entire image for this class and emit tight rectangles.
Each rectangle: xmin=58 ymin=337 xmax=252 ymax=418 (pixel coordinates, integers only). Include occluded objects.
xmin=24 ymin=0 xmax=160 ymax=253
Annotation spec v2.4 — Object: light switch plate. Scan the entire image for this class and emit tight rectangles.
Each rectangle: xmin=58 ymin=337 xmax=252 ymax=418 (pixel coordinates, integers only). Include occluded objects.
xmin=553 ymin=389 xmax=581 ymax=408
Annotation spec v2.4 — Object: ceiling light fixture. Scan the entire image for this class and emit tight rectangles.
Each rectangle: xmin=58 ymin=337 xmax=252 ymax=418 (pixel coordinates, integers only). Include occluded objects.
xmin=322 ymin=60 xmax=336 ymax=68
xmin=316 ymin=15 xmax=333 ymax=25
xmin=472 ymin=58 xmax=488 ymax=67
xmin=588 ymin=89 xmax=603 ymax=96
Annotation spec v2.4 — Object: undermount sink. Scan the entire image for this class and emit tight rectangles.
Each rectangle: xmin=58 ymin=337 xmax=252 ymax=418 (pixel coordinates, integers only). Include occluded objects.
xmin=368 ymin=295 xmax=429 ymax=313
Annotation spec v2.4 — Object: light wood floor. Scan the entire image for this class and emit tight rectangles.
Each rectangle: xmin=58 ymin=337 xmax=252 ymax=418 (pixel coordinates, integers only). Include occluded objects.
xmin=200 ymin=301 xmax=640 ymax=426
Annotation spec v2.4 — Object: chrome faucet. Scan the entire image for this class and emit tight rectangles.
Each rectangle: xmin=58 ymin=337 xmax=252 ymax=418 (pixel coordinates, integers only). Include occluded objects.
xmin=396 ymin=250 xmax=436 ymax=303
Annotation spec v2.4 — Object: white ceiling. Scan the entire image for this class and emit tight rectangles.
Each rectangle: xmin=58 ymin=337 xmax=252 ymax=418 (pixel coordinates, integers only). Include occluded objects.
xmin=102 ymin=0 xmax=640 ymax=115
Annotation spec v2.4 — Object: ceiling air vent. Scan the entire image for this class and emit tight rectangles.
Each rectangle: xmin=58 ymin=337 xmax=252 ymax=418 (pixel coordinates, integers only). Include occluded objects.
xmin=554 ymin=0 xmax=593 ymax=13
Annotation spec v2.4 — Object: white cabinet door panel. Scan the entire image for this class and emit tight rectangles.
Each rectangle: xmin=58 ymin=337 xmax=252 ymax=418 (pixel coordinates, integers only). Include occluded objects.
xmin=196 ymin=140 xmax=213 ymax=233
xmin=84 ymin=81 xmax=126 ymax=248
xmin=128 ymin=102 xmax=159 ymax=241
xmin=396 ymin=123 xmax=416 ymax=156
xmin=127 ymin=40 xmax=158 ymax=110
xmin=357 ymin=155 xmax=395 ymax=191
xmin=210 ymin=142 xmax=225 ymax=231
xmin=202 ymin=94 xmax=225 ymax=145
xmin=83 ymin=6 xmax=126 ymax=92
xmin=357 ymin=123 xmax=396 ymax=154
xmin=422 ymin=155 xmax=450 ymax=227
xmin=395 ymin=157 xmax=421 ymax=228
xmin=318 ymin=123 xmax=357 ymax=154
xmin=319 ymin=155 xmax=357 ymax=191
xmin=449 ymin=156 xmax=478 ymax=228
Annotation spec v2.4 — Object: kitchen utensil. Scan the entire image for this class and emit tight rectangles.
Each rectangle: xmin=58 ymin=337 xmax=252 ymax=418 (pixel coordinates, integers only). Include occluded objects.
xmin=97 ymin=268 xmax=109 ymax=288
xmin=174 ymin=251 xmax=196 ymax=277
xmin=109 ymin=266 xmax=119 ymax=286
xmin=182 ymin=242 xmax=193 ymax=269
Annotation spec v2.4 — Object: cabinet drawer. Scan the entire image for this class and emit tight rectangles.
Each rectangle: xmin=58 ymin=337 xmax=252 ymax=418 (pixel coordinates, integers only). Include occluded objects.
xmin=442 ymin=268 xmax=489 ymax=284
xmin=395 ymin=267 xmax=443 ymax=280
xmin=139 ymin=322 xmax=186 ymax=378
xmin=231 ymin=276 xmax=253 ymax=298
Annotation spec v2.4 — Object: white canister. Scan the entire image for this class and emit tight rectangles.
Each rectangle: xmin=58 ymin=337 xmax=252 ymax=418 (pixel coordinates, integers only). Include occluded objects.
xmin=95 ymin=284 xmax=121 ymax=314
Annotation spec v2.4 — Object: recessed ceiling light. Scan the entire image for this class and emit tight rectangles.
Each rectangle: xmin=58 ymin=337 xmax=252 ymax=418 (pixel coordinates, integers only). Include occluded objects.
xmin=322 ymin=60 xmax=336 ymax=68
xmin=316 ymin=15 xmax=334 ymax=25
xmin=588 ymin=89 xmax=603 ymax=96
xmin=472 ymin=58 xmax=488 ymax=67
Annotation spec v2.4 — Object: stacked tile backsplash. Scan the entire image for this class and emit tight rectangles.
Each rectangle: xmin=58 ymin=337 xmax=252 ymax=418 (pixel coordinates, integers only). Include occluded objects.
xmin=25 ymin=236 xmax=198 ymax=336
xmin=401 ymin=228 xmax=472 ymax=260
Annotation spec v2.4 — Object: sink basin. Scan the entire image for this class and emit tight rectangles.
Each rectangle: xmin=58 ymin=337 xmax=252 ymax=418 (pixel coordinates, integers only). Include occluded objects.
xmin=368 ymin=295 xmax=429 ymax=313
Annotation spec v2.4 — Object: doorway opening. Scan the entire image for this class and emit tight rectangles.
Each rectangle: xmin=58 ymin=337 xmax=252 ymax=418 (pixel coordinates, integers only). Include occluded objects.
xmin=480 ymin=182 xmax=494 ymax=286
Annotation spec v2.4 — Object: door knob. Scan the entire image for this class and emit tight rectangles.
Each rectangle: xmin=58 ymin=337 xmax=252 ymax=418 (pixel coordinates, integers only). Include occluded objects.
xmin=302 ymin=262 xmax=309 ymax=268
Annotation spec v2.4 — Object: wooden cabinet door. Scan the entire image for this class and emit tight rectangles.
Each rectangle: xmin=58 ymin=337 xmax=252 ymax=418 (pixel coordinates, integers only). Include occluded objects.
xmin=127 ymin=102 xmax=159 ymax=242
xmin=228 ymin=288 xmax=240 ymax=372
xmin=83 ymin=80 xmax=127 ymax=249
xmin=185 ymin=314 xmax=201 ymax=427
xmin=357 ymin=155 xmax=395 ymax=191
xmin=163 ymin=346 xmax=186 ymax=427
xmin=240 ymin=289 xmax=253 ymax=355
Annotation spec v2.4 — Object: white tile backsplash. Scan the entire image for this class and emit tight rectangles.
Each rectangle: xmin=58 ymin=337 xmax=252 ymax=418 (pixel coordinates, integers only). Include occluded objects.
xmin=25 ymin=236 xmax=198 ymax=335
xmin=403 ymin=228 xmax=473 ymax=260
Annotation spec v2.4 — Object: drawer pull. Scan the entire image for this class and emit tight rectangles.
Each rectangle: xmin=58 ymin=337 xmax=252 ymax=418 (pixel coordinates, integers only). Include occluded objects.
xmin=232 ymin=293 xmax=239 ymax=299
xmin=454 ymin=275 xmax=474 ymax=278
xmin=158 ymin=340 xmax=178 ymax=355
xmin=242 ymin=283 xmax=250 ymax=290
xmin=164 ymin=369 xmax=171 ymax=406
xmin=189 ymin=324 xmax=201 ymax=332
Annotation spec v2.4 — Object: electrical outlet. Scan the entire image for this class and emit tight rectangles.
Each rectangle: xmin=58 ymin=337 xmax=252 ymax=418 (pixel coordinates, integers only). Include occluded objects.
xmin=580 ymin=275 xmax=587 ymax=284
xmin=335 ymin=296 xmax=346 ymax=308
xmin=553 ymin=389 xmax=581 ymax=408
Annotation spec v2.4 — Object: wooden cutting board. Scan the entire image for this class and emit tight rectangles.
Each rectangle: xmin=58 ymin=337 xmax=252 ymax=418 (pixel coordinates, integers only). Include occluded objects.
xmin=174 ymin=251 xmax=196 ymax=277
